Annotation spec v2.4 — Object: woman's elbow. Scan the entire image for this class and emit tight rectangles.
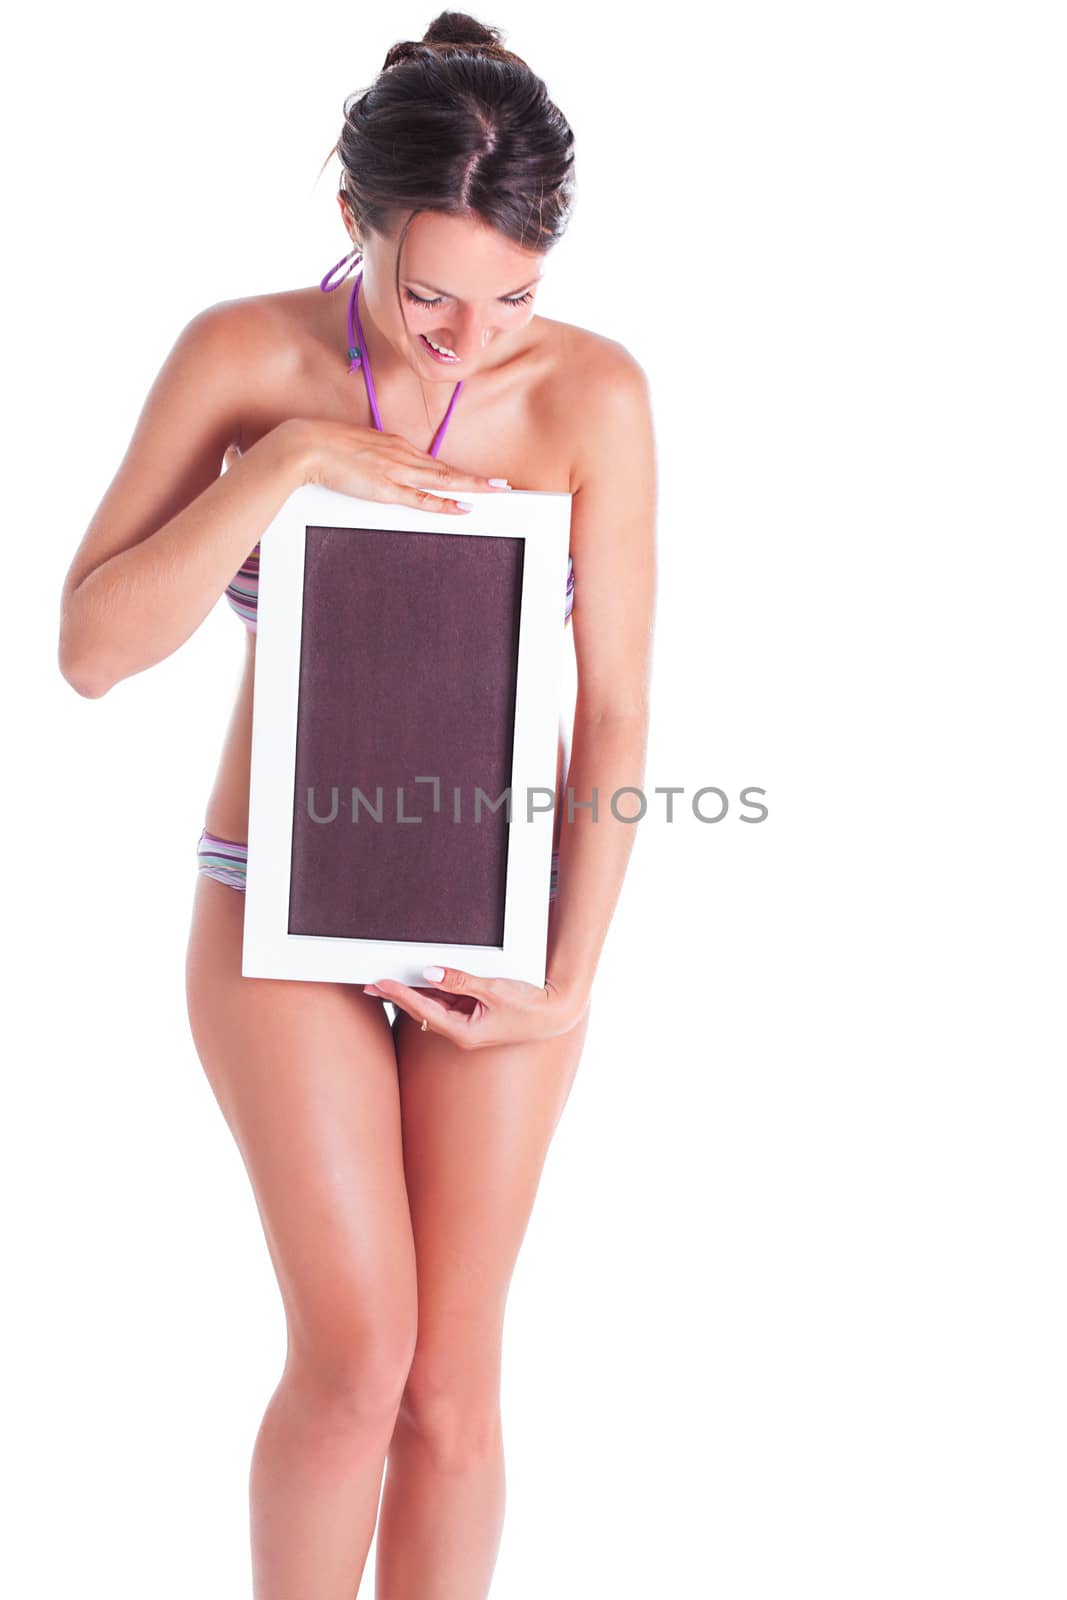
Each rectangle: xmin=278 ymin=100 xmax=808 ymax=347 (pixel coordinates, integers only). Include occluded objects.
xmin=59 ymin=646 xmax=110 ymax=698
xmin=58 ymin=610 xmax=113 ymax=699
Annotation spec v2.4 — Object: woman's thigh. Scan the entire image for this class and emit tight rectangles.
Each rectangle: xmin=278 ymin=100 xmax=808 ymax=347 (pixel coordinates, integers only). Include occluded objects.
xmin=389 ymin=1003 xmax=590 ymax=1388
xmin=184 ymin=875 xmax=418 ymax=1387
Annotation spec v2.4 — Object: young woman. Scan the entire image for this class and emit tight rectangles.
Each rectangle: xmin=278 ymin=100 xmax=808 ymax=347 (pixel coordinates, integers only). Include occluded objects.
xmin=59 ymin=12 xmax=656 ymax=1597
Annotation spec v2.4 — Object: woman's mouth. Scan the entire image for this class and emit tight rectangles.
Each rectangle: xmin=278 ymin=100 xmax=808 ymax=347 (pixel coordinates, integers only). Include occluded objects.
xmin=419 ymin=332 xmax=461 ymax=364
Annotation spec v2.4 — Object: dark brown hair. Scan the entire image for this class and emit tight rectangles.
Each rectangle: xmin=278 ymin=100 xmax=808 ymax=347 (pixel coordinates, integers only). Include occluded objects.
xmin=321 ymin=11 xmax=576 ymax=313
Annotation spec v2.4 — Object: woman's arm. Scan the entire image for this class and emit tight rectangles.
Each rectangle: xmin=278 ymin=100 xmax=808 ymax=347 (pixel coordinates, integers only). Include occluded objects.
xmin=546 ymin=350 xmax=658 ymax=1012
xmin=57 ymin=302 xmax=310 ymax=698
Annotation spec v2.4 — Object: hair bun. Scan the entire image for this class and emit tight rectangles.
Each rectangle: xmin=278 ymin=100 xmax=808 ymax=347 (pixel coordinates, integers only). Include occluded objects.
xmin=382 ymin=11 xmax=515 ymax=71
xmin=422 ymin=11 xmax=503 ymax=49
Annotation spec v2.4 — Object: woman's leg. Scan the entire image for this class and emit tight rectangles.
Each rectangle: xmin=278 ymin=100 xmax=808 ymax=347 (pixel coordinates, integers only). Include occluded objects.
xmin=185 ymin=871 xmax=418 ymax=1600
xmin=374 ymin=992 xmax=590 ymax=1600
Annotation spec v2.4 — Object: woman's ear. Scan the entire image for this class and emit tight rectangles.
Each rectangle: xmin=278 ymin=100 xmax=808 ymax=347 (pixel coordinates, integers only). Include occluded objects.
xmin=335 ymin=193 xmax=362 ymax=251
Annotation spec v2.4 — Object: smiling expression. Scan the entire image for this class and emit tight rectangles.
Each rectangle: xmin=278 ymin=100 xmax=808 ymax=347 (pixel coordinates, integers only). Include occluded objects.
xmin=339 ymin=201 xmax=547 ymax=379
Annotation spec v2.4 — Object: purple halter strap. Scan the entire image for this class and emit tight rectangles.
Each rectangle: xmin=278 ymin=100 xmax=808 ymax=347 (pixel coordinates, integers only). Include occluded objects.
xmin=347 ymin=269 xmax=464 ymax=459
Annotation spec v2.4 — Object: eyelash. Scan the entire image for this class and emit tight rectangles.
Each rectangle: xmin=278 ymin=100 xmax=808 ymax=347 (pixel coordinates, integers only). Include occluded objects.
xmin=403 ymin=288 xmax=535 ymax=309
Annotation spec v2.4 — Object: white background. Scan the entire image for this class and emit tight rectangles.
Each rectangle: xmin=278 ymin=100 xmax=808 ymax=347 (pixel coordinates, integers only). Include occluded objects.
xmin=4 ymin=3 xmax=1064 ymax=1596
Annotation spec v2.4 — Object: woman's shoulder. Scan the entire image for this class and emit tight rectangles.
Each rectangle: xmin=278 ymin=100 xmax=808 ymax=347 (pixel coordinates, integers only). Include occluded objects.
xmin=533 ymin=314 xmax=651 ymax=464
xmin=183 ymin=287 xmax=342 ymax=450
xmin=538 ymin=311 xmax=647 ymax=384
xmin=187 ymin=287 xmax=323 ymax=376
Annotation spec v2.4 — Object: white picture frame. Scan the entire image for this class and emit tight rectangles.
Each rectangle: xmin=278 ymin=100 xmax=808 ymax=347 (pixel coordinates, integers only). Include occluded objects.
xmin=242 ymin=483 xmax=572 ymax=987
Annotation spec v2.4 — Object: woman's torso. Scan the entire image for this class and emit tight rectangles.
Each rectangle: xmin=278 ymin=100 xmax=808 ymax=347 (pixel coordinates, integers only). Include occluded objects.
xmin=203 ymin=282 xmax=586 ymax=851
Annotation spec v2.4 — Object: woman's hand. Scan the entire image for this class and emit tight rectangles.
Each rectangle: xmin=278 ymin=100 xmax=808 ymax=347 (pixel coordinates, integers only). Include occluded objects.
xmin=365 ymin=966 xmax=588 ymax=1048
xmin=277 ymin=416 xmax=510 ymax=515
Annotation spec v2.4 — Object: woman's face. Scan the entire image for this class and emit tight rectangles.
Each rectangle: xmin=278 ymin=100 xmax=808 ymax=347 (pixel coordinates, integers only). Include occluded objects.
xmin=342 ymin=203 xmax=547 ymax=378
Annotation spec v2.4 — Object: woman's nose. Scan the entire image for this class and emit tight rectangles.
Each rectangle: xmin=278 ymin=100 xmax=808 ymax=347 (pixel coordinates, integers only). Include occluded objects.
xmin=445 ymin=307 xmax=494 ymax=361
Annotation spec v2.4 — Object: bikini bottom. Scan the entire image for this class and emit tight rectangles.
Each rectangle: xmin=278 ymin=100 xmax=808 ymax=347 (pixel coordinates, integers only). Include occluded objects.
xmin=196 ymin=828 xmax=560 ymax=901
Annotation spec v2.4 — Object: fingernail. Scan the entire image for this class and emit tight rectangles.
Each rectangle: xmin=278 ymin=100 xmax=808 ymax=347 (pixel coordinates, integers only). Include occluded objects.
xmin=488 ymin=478 xmax=509 ymax=488
xmin=423 ymin=965 xmax=446 ymax=981
xmin=454 ymin=500 xmax=473 ymax=511
xmin=364 ymin=985 xmax=384 ymax=996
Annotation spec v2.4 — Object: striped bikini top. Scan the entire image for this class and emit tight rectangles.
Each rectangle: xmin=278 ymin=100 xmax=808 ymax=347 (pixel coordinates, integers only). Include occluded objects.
xmin=225 ymin=267 xmax=575 ymax=634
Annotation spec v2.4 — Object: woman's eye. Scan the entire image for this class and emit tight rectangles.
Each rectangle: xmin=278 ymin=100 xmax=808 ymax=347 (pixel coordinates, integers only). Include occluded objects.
xmin=403 ymin=288 xmax=535 ymax=309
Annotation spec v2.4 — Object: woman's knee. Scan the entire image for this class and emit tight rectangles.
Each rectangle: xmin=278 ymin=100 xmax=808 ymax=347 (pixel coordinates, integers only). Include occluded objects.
xmin=287 ymin=1313 xmax=419 ymax=1428
xmin=397 ymin=1347 xmax=504 ymax=1470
